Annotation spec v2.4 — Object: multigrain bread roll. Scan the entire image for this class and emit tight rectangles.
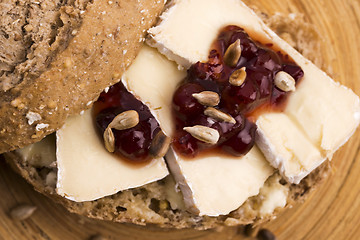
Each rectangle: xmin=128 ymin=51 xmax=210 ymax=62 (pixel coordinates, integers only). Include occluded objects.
xmin=0 ymin=0 xmax=165 ymax=153
xmin=3 ymin=5 xmax=333 ymax=229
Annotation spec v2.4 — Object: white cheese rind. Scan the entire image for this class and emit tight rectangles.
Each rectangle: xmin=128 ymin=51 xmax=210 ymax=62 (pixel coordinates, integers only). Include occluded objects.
xmin=56 ymin=110 xmax=168 ymax=202
xmin=283 ymin=65 xmax=360 ymax=156
xmin=149 ymin=0 xmax=360 ymax=183
xmin=166 ymin=146 xmax=274 ymax=216
xmin=148 ymin=0 xmax=266 ymax=67
xmin=122 ymin=45 xmax=186 ymax=137
xmin=256 ymin=113 xmax=325 ymax=184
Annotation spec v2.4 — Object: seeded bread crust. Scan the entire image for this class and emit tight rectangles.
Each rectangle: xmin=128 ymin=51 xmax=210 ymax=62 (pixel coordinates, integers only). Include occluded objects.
xmin=0 ymin=0 xmax=165 ymax=154
xmin=4 ymin=148 xmax=331 ymax=230
xmin=4 ymin=12 xmax=331 ymax=230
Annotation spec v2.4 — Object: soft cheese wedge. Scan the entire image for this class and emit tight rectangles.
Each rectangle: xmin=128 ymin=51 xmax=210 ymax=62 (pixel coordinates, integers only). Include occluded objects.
xmin=166 ymin=147 xmax=274 ymax=216
xmin=256 ymin=113 xmax=324 ymax=184
xmin=56 ymin=110 xmax=169 ymax=202
xmin=122 ymin=45 xmax=275 ymax=216
xmin=148 ymin=0 xmax=360 ymax=183
xmin=122 ymin=45 xmax=186 ymax=137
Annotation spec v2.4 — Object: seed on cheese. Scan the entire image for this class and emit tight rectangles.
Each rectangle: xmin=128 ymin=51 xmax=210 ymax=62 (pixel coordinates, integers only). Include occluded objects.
xmin=192 ymin=91 xmax=220 ymax=107
xmin=204 ymin=107 xmax=236 ymax=124
xmin=56 ymin=110 xmax=168 ymax=202
xmin=103 ymin=127 xmax=115 ymax=153
xmin=183 ymin=125 xmax=220 ymax=144
xmin=229 ymin=67 xmax=247 ymax=87
xmin=109 ymin=110 xmax=139 ymax=130
xmin=223 ymin=39 xmax=242 ymax=67
xmin=148 ymin=0 xmax=360 ymax=183
xmin=149 ymin=131 xmax=171 ymax=158
xmin=274 ymin=71 xmax=296 ymax=92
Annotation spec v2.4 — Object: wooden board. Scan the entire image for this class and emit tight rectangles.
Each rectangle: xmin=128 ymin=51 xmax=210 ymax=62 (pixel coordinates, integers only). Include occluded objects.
xmin=1 ymin=0 xmax=360 ymax=239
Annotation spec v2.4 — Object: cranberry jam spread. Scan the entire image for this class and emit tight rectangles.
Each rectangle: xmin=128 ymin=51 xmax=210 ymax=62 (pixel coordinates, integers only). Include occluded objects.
xmin=94 ymin=82 xmax=162 ymax=162
xmin=172 ymin=25 xmax=304 ymax=158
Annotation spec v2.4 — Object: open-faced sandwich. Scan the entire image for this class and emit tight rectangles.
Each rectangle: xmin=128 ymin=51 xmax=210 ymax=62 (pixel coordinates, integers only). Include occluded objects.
xmin=1 ymin=0 xmax=359 ymax=231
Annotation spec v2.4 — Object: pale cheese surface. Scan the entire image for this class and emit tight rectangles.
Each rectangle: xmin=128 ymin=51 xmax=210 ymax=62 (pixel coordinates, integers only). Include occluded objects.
xmin=149 ymin=0 xmax=360 ymax=183
xmin=122 ymin=45 xmax=186 ymax=137
xmin=56 ymin=110 xmax=168 ymax=202
xmin=166 ymin=146 xmax=274 ymax=216
xmin=256 ymin=113 xmax=324 ymax=184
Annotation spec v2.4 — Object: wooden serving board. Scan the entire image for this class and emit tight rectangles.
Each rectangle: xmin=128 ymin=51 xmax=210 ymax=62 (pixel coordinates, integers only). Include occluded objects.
xmin=1 ymin=0 xmax=360 ymax=239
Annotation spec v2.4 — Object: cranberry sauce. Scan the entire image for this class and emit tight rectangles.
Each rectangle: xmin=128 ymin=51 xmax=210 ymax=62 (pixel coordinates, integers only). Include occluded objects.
xmin=93 ymin=82 xmax=161 ymax=162
xmin=172 ymin=25 xmax=304 ymax=158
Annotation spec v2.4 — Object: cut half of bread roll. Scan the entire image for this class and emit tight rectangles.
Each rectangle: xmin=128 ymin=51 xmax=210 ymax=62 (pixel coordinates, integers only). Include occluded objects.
xmin=2 ymin=0 xmax=342 ymax=228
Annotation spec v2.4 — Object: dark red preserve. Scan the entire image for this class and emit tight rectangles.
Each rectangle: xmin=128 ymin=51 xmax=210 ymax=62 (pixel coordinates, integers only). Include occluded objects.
xmin=172 ymin=25 xmax=304 ymax=158
xmin=93 ymin=82 xmax=161 ymax=162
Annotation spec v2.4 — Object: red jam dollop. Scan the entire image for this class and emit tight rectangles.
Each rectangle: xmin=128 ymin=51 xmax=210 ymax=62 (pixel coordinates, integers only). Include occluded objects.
xmin=93 ymin=82 xmax=161 ymax=162
xmin=172 ymin=25 xmax=304 ymax=158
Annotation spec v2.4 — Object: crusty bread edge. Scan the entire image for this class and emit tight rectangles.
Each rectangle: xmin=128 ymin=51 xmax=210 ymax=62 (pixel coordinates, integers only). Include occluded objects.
xmin=0 ymin=0 xmax=165 ymax=154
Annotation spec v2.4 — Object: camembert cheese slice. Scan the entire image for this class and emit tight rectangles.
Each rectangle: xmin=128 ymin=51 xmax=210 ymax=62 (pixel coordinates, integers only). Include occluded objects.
xmin=148 ymin=0 xmax=360 ymax=183
xmin=166 ymin=147 xmax=274 ymax=216
xmin=122 ymin=45 xmax=274 ymax=216
xmin=56 ymin=110 xmax=169 ymax=202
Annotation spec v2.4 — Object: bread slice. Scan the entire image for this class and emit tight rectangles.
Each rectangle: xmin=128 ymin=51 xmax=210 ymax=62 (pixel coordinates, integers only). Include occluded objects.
xmin=4 ymin=12 xmax=332 ymax=229
xmin=0 ymin=0 xmax=165 ymax=154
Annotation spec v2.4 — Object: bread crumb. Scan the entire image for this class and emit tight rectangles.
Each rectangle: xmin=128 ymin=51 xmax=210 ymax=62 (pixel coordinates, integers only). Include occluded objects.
xmin=26 ymin=112 xmax=41 ymax=125
xmin=36 ymin=123 xmax=49 ymax=131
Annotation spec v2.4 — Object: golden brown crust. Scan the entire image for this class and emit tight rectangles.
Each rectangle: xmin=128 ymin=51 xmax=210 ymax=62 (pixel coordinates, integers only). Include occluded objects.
xmin=4 ymin=147 xmax=331 ymax=230
xmin=0 ymin=0 xmax=165 ymax=154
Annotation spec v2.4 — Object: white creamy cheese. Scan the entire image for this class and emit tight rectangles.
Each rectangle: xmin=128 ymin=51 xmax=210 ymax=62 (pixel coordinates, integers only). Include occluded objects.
xmin=56 ymin=110 xmax=168 ymax=202
xmin=256 ymin=113 xmax=324 ymax=184
xmin=259 ymin=174 xmax=288 ymax=217
xmin=148 ymin=0 xmax=265 ymax=68
xmin=17 ymin=134 xmax=56 ymax=168
xmin=122 ymin=45 xmax=275 ymax=216
xmin=122 ymin=45 xmax=186 ymax=137
xmin=148 ymin=0 xmax=360 ymax=183
xmin=166 ymin=147 xmax=274 ymax=216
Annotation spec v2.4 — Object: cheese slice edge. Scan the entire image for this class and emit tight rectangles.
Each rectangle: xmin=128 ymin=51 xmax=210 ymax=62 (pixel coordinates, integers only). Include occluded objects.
xmin=56 ymin=109 xmax=169 ymax=202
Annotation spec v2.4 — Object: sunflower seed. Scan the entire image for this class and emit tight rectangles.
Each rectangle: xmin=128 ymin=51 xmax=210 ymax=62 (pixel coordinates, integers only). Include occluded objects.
xmin=204 ymin=107 xmax=236 ymax=124
xmin=224 ymin=39 xmax=242 ymax=67
xmin=149 ymin=131 xmax=171 ymax=158
xmin=274 ymin=71 xmax=296 ymax=92
xmin=229 ymin=67 xmax=247 ymax=86
xmin=183 ymin=125 xmax=220 ymax=144
xmin=103 ymin=127 xmax=115 ymax=153
xmin=109 ymin=110 xmax=139 ymax=130
xmin=192 ymin=91 xmax=220 ymax=107
xmin=10 ymin=204 xmax=37 ymax=221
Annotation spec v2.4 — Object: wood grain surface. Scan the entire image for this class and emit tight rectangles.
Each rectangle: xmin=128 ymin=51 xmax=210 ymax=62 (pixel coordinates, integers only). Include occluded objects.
xmin=1 ymin=0 xmax=360 ymax=239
